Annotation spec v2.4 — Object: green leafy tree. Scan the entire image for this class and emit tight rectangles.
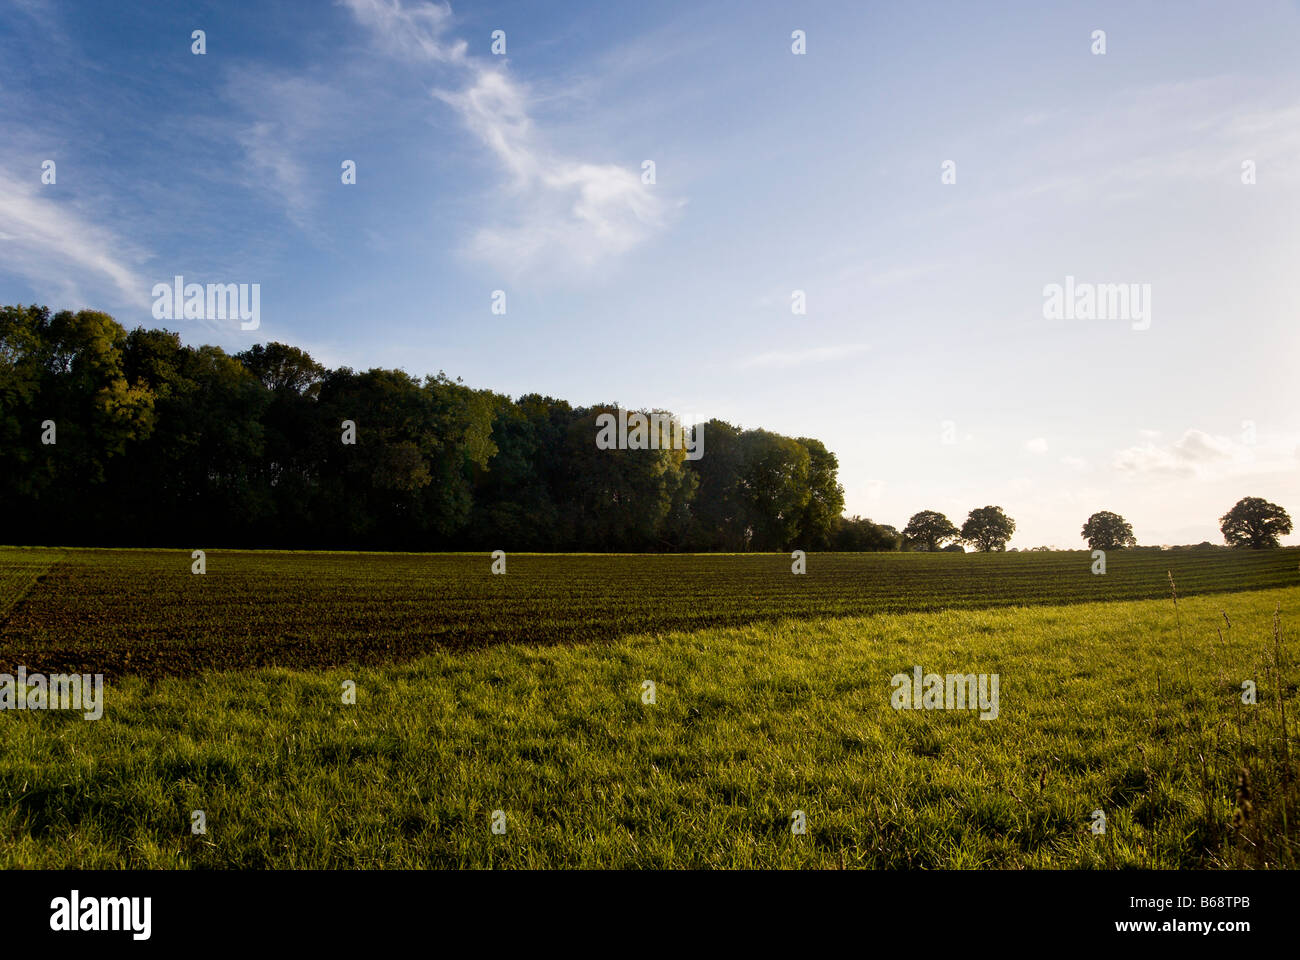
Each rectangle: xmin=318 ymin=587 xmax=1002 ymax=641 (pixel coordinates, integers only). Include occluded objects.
xmin=1 ymin=303 xmax=852 ymax=553
xmin=39 ymin=309 xmax=156 ymax=484
xmin=0 ymin=304 xmax=50 ymax=500
xmin=557 ymin=405 xmax=697 ymax=550
xmin=236 ymin=342 xmax=326 ymax=396
xmin=902 ymin=510 xmax=960 ymax=551
xmin=1220 ymin=497 xmax=1292 ymax=549
xmin=465 ymin=392 xmax=560 ymax=549
xmin=831 ymin=516 xmax=901 ymax=551
xmin=1081 ymin=510 xmax=1137 ymax=550
xmin=234 ymin=342 xmax=329 ymax=537
xmin=792 ymin=437 xmax=845 ymax=549
xmin=316 ymin=368 xmax=497 ymax=545
xmin=737 ymin=429 xmax=811 ymax=551
xmin=1 ymin=308 xmax=157 ymax=544
xmin=961 ymin=505 xmax=1016 ymax=552
xmin=684 ymin=419 xmax=748 ymax=550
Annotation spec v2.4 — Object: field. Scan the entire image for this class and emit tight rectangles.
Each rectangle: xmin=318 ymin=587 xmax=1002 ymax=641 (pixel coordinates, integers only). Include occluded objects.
xmin=0 ymin=547 xmax=1297 ymax=868
xmin=0 ymin=547 xmax=1296 ymax=677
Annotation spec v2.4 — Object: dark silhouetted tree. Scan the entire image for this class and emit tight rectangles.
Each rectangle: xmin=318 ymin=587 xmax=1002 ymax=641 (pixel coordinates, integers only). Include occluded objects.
xmin=961 ymin=505 xmax=1016 ymax=552
xmin=1 ymin=304 xmax=852 ymax=553
xmin=830 ymin=516 xmax=900 ymax=551
xmin=1220 ymin=497 xmax=1292 ymax=549
xmin=1081 ymin=510 xmax=1136 ymax=550
xmin=903 ymin=510 xmax=960 ymax=551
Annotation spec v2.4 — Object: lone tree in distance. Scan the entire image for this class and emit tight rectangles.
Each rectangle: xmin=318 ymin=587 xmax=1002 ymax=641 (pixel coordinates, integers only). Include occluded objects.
xmin=1220 ymin=497 xmax=1292 ymax=548
xmin=1081 ymin=511 xmax=1136 ymax=550
xmin=902 ymin=510 xmax=961 ymax=552
xmin=961 ymin=505 xmax=1015 ymax=552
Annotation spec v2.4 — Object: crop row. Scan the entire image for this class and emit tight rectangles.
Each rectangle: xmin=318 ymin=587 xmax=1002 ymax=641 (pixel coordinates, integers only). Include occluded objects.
xmin=0 ymin=548 xmax=1295 ymax=678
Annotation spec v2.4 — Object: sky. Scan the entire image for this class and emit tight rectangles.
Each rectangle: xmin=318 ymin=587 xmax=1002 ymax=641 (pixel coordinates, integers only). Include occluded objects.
xmin=2 ymin=0 xmax=1298 ymax=547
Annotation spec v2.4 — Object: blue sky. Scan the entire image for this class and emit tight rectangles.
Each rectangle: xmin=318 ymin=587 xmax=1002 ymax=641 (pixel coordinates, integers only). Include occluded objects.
xmin=3 ymin=0 xmax=1298 ymax=546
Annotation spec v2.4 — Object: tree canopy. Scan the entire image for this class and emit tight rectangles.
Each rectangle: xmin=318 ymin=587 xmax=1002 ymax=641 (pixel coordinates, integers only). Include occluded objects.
xmin=0 ymin=304 xmax=847 ymax=552
xmin=902 ymin=510 xmax=961 ymax=551
xmin=7 ymin=306 xmax=1285 ymax=554
xmin=961 ymin=505 xmax=1016 ymax=552
xmin=1081 ymin=510 xmax=1136 ymax=550
xmin=1220 ymin=497 xmax=1293 ymax=549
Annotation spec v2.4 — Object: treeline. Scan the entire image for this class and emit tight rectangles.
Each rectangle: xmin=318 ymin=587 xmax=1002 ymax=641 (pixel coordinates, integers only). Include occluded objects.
xmin=1 ymin=305 xmax=896 ymax=551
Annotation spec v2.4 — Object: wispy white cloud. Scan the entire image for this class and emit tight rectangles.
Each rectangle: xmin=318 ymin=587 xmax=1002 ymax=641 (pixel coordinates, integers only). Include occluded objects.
xmin=0 ymin=168 xmax=149 ymax=307
xmin=1025 ymin=437 xmax=1048 ymax=454
xmin=224 ymin=72 xmax=340 ymax=232
xmin=342 ymin=0 xmax=675 ymax=273
xmin=341 ymin=0 xmax=465 ymax=63
xmin=0 ymin=6 xmax=150 ymax=311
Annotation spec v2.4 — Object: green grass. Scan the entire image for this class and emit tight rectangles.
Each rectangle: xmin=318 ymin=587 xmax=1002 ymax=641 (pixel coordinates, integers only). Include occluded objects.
xmin=1 ymin=578 xmax=1296 ymax=868
xmin=1 ymin=547 xmax=1296 ymax=677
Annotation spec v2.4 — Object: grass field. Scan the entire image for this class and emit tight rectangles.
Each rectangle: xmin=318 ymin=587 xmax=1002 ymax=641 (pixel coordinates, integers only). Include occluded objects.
xmin=1 ymin=548 xmax=1297 ymax=868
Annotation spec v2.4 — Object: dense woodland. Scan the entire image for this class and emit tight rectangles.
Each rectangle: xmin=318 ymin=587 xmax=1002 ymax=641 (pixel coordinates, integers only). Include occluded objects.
xmin=0 ymin=305 xmax=905 ymax=551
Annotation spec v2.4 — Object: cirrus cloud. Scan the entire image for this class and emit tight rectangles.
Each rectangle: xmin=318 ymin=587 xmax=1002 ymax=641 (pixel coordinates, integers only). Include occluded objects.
xmin=343 ymin=0 xmax=677 ymax=275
